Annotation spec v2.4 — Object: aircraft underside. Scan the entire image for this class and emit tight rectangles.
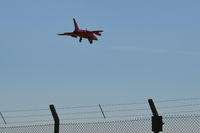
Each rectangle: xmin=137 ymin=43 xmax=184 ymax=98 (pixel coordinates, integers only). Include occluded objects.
xmin=79 ymin=37 xmax=93 ymax=44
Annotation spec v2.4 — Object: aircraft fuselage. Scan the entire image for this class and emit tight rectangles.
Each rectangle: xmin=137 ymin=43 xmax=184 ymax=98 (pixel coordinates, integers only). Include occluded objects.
xmin=74 ymin=30 xmax=98 ymax=40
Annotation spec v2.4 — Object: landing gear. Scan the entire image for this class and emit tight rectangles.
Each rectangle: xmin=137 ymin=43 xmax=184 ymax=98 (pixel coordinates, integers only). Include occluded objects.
xmin=79 ymin=37 xmax=82 ymax=43
xmin=88 ymin=38 xmax=93 ymax=44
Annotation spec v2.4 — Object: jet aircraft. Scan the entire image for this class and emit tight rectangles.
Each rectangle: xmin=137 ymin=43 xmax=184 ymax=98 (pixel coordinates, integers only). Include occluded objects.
xmin=57 ymin=18 xmax=103 ymax=44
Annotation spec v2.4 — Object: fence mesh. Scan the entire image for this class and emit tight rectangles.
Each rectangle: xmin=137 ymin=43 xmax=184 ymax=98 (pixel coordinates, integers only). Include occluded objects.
xmin=0 ymin=114 xmax=200 ymax=133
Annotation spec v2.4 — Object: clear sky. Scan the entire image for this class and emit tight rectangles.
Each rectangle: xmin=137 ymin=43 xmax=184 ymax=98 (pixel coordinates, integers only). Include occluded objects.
xmin=0 ymin=0 xmax=200 ymax=112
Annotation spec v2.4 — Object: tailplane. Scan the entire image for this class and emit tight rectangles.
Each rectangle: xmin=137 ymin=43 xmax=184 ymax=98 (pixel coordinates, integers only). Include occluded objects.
xmin=92 ymin=30 xmax=103 ymax=36
xmin=73 ymin=18 xmax=79 ymax=31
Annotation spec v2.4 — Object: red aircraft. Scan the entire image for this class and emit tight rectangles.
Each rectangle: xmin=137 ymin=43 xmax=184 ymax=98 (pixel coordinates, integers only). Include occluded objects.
xmin=57 ymin=18 xmax=103 ymax=44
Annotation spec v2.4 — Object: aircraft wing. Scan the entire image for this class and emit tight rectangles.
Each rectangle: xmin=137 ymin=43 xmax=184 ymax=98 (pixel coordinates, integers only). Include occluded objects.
xmin=57 ymin=32 xmax=78 ymax=38
xmin=92 ymin=30 xmax=103 ymax=36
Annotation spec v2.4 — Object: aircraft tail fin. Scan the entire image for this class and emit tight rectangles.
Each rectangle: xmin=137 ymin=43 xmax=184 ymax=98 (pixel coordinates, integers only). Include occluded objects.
xmin=73 ymin=18 xmax=79 ymax=31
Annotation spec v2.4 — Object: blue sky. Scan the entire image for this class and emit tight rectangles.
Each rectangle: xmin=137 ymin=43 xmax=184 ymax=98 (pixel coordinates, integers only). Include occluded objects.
xmin=0 ymin=0 xmax=200 ymax=112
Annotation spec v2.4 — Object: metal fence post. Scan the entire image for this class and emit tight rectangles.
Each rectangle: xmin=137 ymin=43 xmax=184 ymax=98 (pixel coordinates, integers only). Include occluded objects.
xmin=49 ymin=104 xmax=60 ymax=133
xmin=148 ymin=99 xmax=164 ymax=133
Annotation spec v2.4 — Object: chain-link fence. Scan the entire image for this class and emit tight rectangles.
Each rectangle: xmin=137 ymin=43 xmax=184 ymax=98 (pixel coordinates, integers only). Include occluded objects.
xmin=0 ymin=114 xmax=200 ymax=133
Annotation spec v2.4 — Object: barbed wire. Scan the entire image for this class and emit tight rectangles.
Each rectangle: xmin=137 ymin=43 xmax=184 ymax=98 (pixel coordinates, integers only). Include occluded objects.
xmin=2 ymin=113 xmax=200 ymax=127
xmin=1 ymin=98 xmax=200 ymax=125
xmin=1 ymin=108 xmax=49 ymax=113
xmin=158 ymin=103 xmax=200 ymax=110
xmin=2 ymin=97 xmax=200 ymax=113
xmin=59 ymin=110 xmax=100 ymax=116
xmin=101 ymin=102 xmax=148 ymax=107
xmin=154 ymin=97 xmax=200 ymax=103
xmin=4 ymin=103 xmax=200 ymax=119
xmin=56 ymin=105 xmax=98 ymax=110
xmin=61 ymin=116 xmax=104 ymax=121
xmin=6 ymin=119 xmax=53 ymax=125
xmin=4 ymin=114 xmax=52 ymax=119
xmin=160 ymin=109 xmax=200 ymax=115
xmin=1 ymin=112 xmax=200 ymax=126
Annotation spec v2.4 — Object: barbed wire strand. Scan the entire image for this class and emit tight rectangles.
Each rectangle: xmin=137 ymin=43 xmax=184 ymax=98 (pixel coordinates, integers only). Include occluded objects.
xmin=1 ymin=97 xmax=200 ymax=114
xmin=2 ymin=102 xmax=200 ymax=120
xmin=2 ymin=109 xmax=200 ymax=126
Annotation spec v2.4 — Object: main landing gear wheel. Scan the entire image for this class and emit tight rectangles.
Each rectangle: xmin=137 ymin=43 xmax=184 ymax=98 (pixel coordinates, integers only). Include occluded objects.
xmin=79 ymin=37 xmax=82 ymax=42
xmin=88 ymin=38 xmax=93 ymax=44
